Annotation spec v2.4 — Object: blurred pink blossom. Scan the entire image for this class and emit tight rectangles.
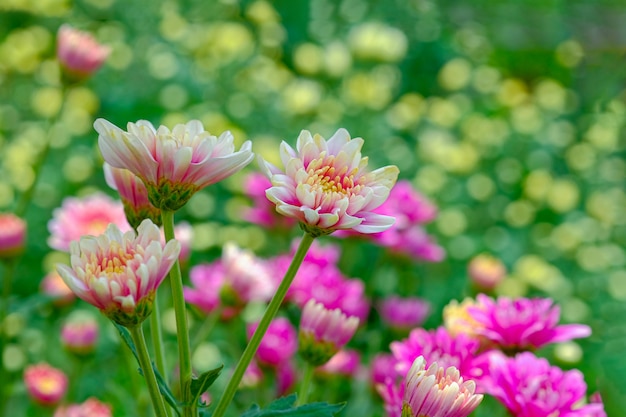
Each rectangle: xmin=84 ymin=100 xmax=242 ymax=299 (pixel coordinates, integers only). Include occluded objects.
xmin=242 ymin=172 xmax=296 ymax=229
xmin=40 ymin=271 xmax=75 ymax=306
xmin=248 ymin=317 xmax=298 ymax=367
xmin=56 ymin=25 xmax=110 ymax=78
xmin=276 ymin=361 xmax=298 ymax=396
xmin=53 ymin=397 xmax=112 ymax=417
xmin=370 ymin=352 xmax=398 ymax=388
xmin=241 ymin=360 xmax=264 ymax=388
xmin=378 ymin=296 xmax=430 ymax=331
xmin=467 ymin=254 xmax=506 ymax=290
xmin=0 ymin=213 xmax=26 ymax=259
xmin=61 ymin=311 xmax=99 ymax=355
xmin=316 ymin=349 xmax=361 ymax=378
xmin=24 ymin=363 xmax=68 ymax=406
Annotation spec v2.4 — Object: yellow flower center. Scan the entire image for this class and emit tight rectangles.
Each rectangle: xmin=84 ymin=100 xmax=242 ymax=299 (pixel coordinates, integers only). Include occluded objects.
xmin=306 ymin=155 xmax=362 ymax=195
xmin=86 ymin=242 xmax=134 ymax=276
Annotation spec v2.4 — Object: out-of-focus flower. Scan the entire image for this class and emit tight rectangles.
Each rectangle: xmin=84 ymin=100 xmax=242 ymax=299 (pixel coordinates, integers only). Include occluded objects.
xmin=443 ymin=298 xmax=484 ymax=340
xmin=40 ymin=271 xmax=75 ymax=306
xmin=24 ymin=363 xmax=68 ymax=406
xmin=295 ymin=238 xmax=341 ymax=268
xmin=260 ymin=128 xmax=399 ymax=236
xmin=248 ymin=317 xmax=298 ymax=367
xmin=467 ymin=254 xmax=506 ymax=290
xmin=467 ymin=294 xmax=592 ymax=351
xmin=184 ymin=262 xmax=226 ymax=316
xmin=378 ymin=296 xmax=430 ymax=331
xmin=48 ymin=193 xmax=131 ymax=252
xmin=589 ymin=392 xmax=607 ymax=417
xmin=401 ymin=356 xmax=483 ymax=417
xmin=299 ymin=299 xmax=359 ymax=366
xmin=104 ymin=163 xmax=161 ymax=228
xmin=56 ymin=219 xmax=180 ymax=327
xmin=171 ymin=221 xmax=193 ymax=263
xmin=276 ymin=361 xmax=297 ymax=396
xmin=485 ymin=352 xmax=605 ymax=417
xmin=371 ymin=352 xmax=398 ymax=387
xmin=316 ymin=349 xmax=361 ymax=378
xmin=56 ymin=25 xmax=110 ymax=79
xmin=61 ymin=311 xmax=99 ymax=355
xmin=242 ymin=172 xmax=296 ymax=229
xmin=53 ymin=397 xmax=112 ymax=417
xmin=95 ymin=119 xmax=254 ymax=211
xmin=0 ymin=213 xmax=26 ymax=259
xmin=241 ymin=360 xmax=264 ymax=389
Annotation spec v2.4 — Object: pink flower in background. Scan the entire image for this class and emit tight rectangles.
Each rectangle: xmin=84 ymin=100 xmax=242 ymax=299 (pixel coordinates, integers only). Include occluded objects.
xmin=248 ymin=317 xmax=298 ymax=367
xmin=61 ymin=311 xmax=99 ymax=355
xmin=377 ymin=224 xmax=445 ymax=262
xmin=260 ymin=128 xmax=399 ymax=236
xmin=467 ymin=254 xmax=506 ymax=290
xmin=371 ymin=352 xmax=398 ymax=387
xmin=241 ymin=360 xmax=264 ymax=388
xmin=485 ymin=352 xmax=605 ymax=417
xmin=24 ymin=363 xmax=68 ymax=406
xmin=0 ymin=213 xmax=26 ymax=259
xmin=53 ymin=397 xmax=112 ymax=417
xmin=243 ymin=172 xmax=296 ymax=229
xmin=95 ymin=119 xmax=254 ymax=211
xmin=104 ymin=162 xmax=160 ymax=228
xmin=40 ymin=271 xmax=75 ymax=306
xmin=169 ymin=221 xmax=193 ymax=263
xmin=443 ymin=298 xmax=485 ymax=341
xmin=295 ymin=238 xmax=341 ymax=268
xmin=317 ymin=349 xmax=361 ymax=377
xmin=56 ymin=25 xmax=110 ymax=77
xmin=48 ymin=193 xmax=131 ymax=252
xmin=378 ymin=296 xmax=430 ymax=331
xmin=184 ymin=261 xmax=227 ymax=316
xmin=401 ymin=356 xmax=483 ymax=417
xmin=376 ymin=180 xmax=437 ymax=224
xmin=299 ymin=299 xmax=360 ymax=366
xmin=56 ymin=219 xmax=180 ymax=327
xmin=467 ymin=294 xmax=592 ymax=351
xmin=276 ymin=361 xmax=298 ymax=396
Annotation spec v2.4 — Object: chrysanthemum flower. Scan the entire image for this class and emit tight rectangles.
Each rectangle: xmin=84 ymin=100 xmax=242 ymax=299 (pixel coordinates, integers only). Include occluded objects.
xmin=485 ymin=352 xmax=605 ymax=417
xmin=53 ymin=397 xmax=112 ymax=417
xmin=378 ymin=296 xmax=430 ymax=331
xmin=443 ymin=298 xmax=485 ymax=340
xmin=104 ymin=162 xmax=161 ymax=228
xmin=40 ymin=271 xmax=75 ymax=306
xmin=316 ymin=349 xmax=361 ymax=378
xmin=467 ymin=294 xmax=592 ymax=351
xmin=0 ymin=213 xmax=26 ymax=259
xmin=248 ymin=317 xmax=298 ymax=367
xmin=61 ymin=311 xmax=99 ymax=355
xmin=299 ymin=299 xmax=360 ymax=366
xmin=47 ymin=193 xmax=131 ymax=252
xmin=23 ymin=363 xmax=68 ymax=406
xmin=467 ymin=254 xmax=506 ymax=290
xmin=57 ymin=25 xmax=110 ymax=78
xmin=401 ymin=356 xmax=483 ymax=417
xmin=56 ymin=219 xmax=180 ymax=327
xmin=95 ymin=119 xmax=254 ymax=211
xmin=260 ymin=128 xmax=399 ymax=236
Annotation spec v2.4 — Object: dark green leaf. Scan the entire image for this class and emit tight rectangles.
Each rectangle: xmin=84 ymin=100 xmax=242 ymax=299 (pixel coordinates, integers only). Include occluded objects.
xmin=190 ymin=365 xmax=223 ymax=406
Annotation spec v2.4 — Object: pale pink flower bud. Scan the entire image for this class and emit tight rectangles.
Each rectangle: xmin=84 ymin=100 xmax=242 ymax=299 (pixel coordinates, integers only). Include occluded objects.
xmin=56 ymin=219 xmax=180 ymax=327
xmin=299 ymin=299 xmax=359 ymax=366
xmin=56 ymin=25 xmax=110 ymax=79
xmin=47 ymin=193 xmax=131 ymax=252
xmin=467 ymin=254 xmax=506 ymax=290
xmin=241 ymin=360 xmax=264 ymax=388
xmin=61 ymin=311 xmax=99 ymax=355
xmin=248 ymin=317 xmax=298 ymax=367
xmin=378 ymin=296 xmax=430 ymax=331
xmin=53 ymin=397 xmax=112 ymax=417
xmin=316 ymin=349 xmax=361 ymax=378
xmin=260 ymin=128 xmax=399 ymax=237
xmin=40 ymin=271 xmax=75 ymax=306
xmin=0 ymin=213 xmax=26 ymax=259
xmin=24 ymin=363 xmax=68 ymax=406
xmin=402 ymin=356 xmax=483 ymax=417
xmin=95 ymin=119 xmax=254 ymax=211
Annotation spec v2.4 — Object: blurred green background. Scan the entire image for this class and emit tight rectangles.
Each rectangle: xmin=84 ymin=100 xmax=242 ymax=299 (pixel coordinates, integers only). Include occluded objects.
xmin=0 ymin=0 xmax=624 ymax=415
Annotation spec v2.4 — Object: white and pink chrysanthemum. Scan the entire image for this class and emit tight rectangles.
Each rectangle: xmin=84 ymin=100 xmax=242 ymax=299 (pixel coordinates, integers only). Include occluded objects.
xmin=260 ymin=128 xmax=399 ymax=236
xmin=56 ymin=219 xmax=180 ymax=327
xmin=23 ymin=363 xmax=68 ymax=406
xmin=0 ymin=213 xmax=26 ymax=259
xmin=467 ymin=294 xmax=592 ymax=351
xmin=47 ymin=193 xmax=131 ymax=252
xmin=401 ymin=356 xmax=483 ymax=417
xmin=95 ymin=119 xmax=254 ymax=211
xmin=53 ymin=397 xmax=112 ymax=417
xmin=299 ymin=299 xmax=360 ymax=366
xmin=56 ymin=25 xmax=110 ymax=78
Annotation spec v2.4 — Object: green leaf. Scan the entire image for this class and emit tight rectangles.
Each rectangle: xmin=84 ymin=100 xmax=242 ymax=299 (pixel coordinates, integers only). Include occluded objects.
xmin=190 ymin=365 xmax=223 ymax=406
xmin=239 ymin=394 xmax=345 ymax=417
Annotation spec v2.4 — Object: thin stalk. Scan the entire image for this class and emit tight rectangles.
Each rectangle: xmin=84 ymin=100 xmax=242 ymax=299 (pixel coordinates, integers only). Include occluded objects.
xmin=211 ymin=232 xmax=315 ymax=417
xmin=0 ymin=259 xmax=16 ymax=417
xmin=150 ymin=294 xmax=173 ymax=417
xmin=129 ymin=324 xmax=168 ymax=417
xmin=161 ymin=210 xmax=193 ymax=417
xmin=191 ymin=307 xmax=222 ymax=351
xmin=297 ymin=362 xmax=315 ymax=405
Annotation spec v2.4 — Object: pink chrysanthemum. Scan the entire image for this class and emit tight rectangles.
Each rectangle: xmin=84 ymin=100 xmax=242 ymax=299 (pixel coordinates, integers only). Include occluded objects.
xmin=260 ymin=128 xmax=399 ymax=236
xmin=485 ymin=352 xmax=605 ymax=417
xmin=299 ymin=299 xmax=360 ymax=366
xmin=61 ymin=311 xmax=99 ymax=355
xmin=56 ymin=25 xmax=110 ymax=78
xmin=40 ymin=271 xmax=76 ymax=306
xmin=248 ymin=317 xmax=298 ymax=367
xmin=24 ymin=363 xmax=68 ymax=406
xmin=95 ymin=119 xmax=254 ymax=211
xmin=467 ymin=294 xmax=592 ymax=351
xmin=378 ymin=296 xmax=431 ymax=331
xmin=47 ymin=193 xmax=131 ymax=252
xmin=401 ymin=356 xmax=483 ymax=417
xmin=317 ymin=349 xmax=361 ymax=378
xmin=56 ymin=219 xmax=180 ymax=327
xmin=184 ymin=262 xmax=226 ymax=316
xmin=53 ymin=397 xmax=112 ymax=417
xmin=0 ymin=213 xmax=26 ymax=259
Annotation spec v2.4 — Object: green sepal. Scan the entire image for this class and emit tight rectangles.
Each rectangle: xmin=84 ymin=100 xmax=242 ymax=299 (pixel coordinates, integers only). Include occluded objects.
xmin=238 ymin=394 xmax=345 ymax=417
xmin=190 ymin=365 xmax=223 ymax=406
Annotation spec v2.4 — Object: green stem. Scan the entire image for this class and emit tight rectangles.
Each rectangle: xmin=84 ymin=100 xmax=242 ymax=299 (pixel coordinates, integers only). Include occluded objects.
xmin=0 ymin=259 xmax=17 ymax=417
xmin=150 ymin=294 xmax=173 ymax=417
xmin=211 ymin=232 xmax=315 ymax=417
xmin=161 ymin=210 xmax=193 ymax=417
xmin=297 ymin=362 xmax=315 ymax=405
xmin=129 ymin=324 xmax=168 ymax=417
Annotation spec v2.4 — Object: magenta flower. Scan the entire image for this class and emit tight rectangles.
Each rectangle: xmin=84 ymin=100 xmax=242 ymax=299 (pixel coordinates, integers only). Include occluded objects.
xmin=316 ymin=349 xmax=361 ymax=378
xmin=248 ymin=317 xmax=298 ymax=367
xmin=0 ymin=213 xmax=26 ymax=259
xmin=467 ymin=254 xmax=506 ymax=290
xmin=53 ymin=397 xmax=112 ymax=417
xmin=378 ymin=296 xmax=430 ymax=331
xmin=485 ymin=352 xmax=605 ymax=417
xmin=402 ymin=356 xmax=483 ymax=417
xmin=371 ymin=352 xmax=398 ymax=387
xmin=56 ymin=25 xmax=110 ymax=78
xmin=48 ymin=193 xmax=131 ymax=252
xmin=276 ymin=361 xmax=298 ymax=396
xmin=104 ymin=162 xmax=160 ymax=228
xmin=61 ymin=311 xmax=99 ymax=355
xmin=56 ymin=219 xmax=180 ymax=327
xmin=467 ymin=294 xmax=592 ymax=351
xmin=184 ymin=261 xmax=227 ymax=316
xmin=260 ymin=128 xmax=399 ymax=236
xmin=95 ymin=119 xmax=254 ymax=211
xmin=24 ymin=363 xmax=68 ymax=406
xmin=299 ymin=299 xmax=360 ymax=366
xmin=243 ymin=172 xmax=296 ymax=229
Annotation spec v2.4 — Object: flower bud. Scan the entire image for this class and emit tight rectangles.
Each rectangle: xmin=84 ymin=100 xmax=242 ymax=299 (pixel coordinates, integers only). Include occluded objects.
xmin=0 ymin=213 xmax=26 ymax=260
xmin=24 ymin=363 xmax=68 ymax=406
xmin=61 ymin=311 xmax=99 ymax=355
